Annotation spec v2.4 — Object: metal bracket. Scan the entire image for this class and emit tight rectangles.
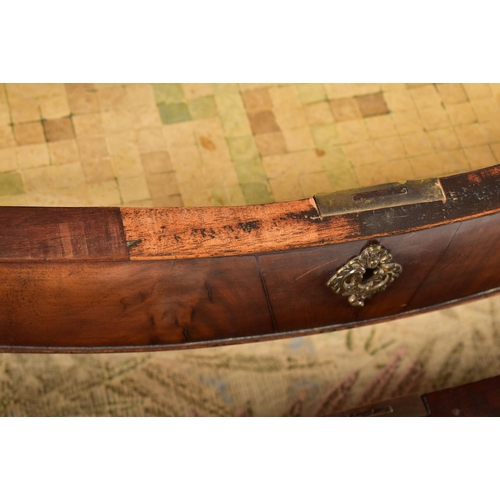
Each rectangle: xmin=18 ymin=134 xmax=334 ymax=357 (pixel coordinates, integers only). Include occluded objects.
xmin=314 ymin=178 xmax=446 ymax=217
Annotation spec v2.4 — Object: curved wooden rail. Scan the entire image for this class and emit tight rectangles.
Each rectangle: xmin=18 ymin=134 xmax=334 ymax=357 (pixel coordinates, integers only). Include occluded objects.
xmin=1 ymin=164 xmax=500 ymax=352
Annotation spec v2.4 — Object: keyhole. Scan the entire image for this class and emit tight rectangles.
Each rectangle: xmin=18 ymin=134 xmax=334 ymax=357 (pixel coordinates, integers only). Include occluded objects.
xmin=362 ymin=268 xmax=375 ymax=283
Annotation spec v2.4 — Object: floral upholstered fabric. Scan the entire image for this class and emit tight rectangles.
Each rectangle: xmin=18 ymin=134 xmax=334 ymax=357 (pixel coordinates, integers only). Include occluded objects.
xmin=1 ymin=295 xmax=500 ymax=416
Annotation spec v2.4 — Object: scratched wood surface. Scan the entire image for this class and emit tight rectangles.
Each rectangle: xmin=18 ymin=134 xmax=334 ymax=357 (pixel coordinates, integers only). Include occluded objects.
xmin=120 ymin=199 xmax=333 ymax=260
xmin=2 ymin=210 xmax=500 ymax=351
xmin=0 ymin=165 xmax=499 ymax=263
xmin=1 ymin=165 xmax=500 ymax=351
xmin=121 ymin=165 xmax=500 ymax=260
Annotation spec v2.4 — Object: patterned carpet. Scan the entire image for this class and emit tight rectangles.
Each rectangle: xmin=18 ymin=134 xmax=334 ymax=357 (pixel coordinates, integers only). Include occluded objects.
xmin=1 ymin=83 xmax=500 ymax=416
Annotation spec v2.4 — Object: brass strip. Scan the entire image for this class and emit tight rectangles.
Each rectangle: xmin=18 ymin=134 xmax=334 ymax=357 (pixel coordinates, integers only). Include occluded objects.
xmin=314 ymin=178 xmax=446 ymax=217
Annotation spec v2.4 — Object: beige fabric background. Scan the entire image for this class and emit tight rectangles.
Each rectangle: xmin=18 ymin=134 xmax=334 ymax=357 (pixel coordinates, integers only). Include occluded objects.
xmin=0 ymin=83 xmax=499 ymax=416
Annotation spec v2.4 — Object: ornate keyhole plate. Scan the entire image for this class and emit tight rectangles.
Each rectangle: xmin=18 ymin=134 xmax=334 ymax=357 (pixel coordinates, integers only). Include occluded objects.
xmin=327 ymin=244 xmax=402 ymax=307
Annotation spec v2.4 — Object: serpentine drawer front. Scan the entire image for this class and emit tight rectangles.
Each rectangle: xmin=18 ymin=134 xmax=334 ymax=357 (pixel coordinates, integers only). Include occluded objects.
xmin=1 ymin=165 xmax=500 ymax=352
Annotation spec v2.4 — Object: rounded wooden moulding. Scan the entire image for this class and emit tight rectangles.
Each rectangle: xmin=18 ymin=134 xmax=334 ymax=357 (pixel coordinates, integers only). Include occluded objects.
xmin=1 ymin=165 xmax=500 ymax=352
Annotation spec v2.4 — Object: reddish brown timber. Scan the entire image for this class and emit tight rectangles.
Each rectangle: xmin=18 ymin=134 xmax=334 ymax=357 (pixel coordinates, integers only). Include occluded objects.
xmin=121 ymin=165 xmax=500 ymax=260
xmin=0 ymin=165 xmax=500 ymax=351
xmin=327 ymin=375 xmax=500 ymax=416
xmin=1 ymin=211 xmax=500 ymax=351
xmin=0 ymin=259 xmax=274 ymax=349
xmin=423 ymin=375 xmax=500 ymax=417
xmin=0 ymin=207 xmax=128 ymax=261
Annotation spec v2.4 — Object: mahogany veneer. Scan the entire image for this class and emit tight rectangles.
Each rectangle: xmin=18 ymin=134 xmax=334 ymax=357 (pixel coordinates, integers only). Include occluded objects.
xmin=327 ymin=375 xmax=500 ymax=417
xmin=2 ymin=165 xmax=500 ymax=352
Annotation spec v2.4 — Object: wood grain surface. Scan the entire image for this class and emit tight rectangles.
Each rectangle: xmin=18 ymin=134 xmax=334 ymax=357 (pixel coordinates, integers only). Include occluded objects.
xmin=1 ymin=165 xmax=500 ymax=351
xmin=328 ymin=375 xmax=500 ymax=416
xmin=423 ymin=375 xmax=500 ymax=417
xmin=0 ymin=207 xmax=127 ymax=261
xmin=122 ymin=165 xmax=500 ymax=260
xmin=0 ymin=259 xmax=274 ymax=349
xmin=2 ymin=210 xmax=500 ymax=351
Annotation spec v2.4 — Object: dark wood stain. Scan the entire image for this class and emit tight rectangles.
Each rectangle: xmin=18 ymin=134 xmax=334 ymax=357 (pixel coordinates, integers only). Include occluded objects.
xmin=423 ymin=375 xmax=500 ymax=417
xmin=0 ymin=207 xmax=128 ymax=261
xmin=328 ymin=375 xmax=500 ymax=416
xmin=0 ymin=258 xmax=274 ymax=349
xmin=0 ymin=165 xmax=500 ymax=351
xmin=121 ymin=164 xmax=500 ymax=260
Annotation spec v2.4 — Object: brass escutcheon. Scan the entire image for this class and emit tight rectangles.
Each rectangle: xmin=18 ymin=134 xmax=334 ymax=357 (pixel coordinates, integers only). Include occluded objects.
xmin=327 ymin=244 xmax=402 ymax=307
